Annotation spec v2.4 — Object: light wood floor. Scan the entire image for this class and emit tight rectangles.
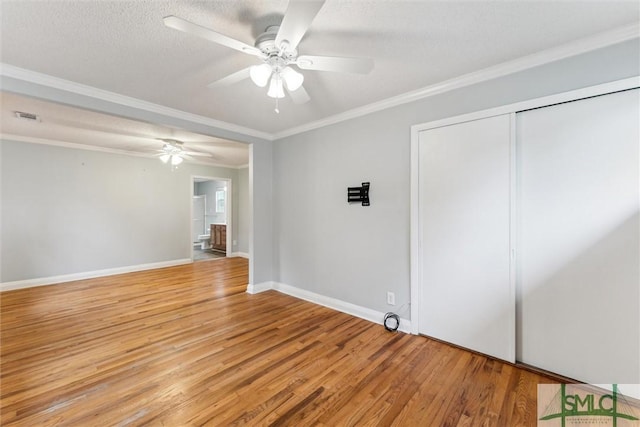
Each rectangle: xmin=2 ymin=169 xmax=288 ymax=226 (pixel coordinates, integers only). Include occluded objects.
xmin=1 ymin=258 xmax=558 ymax=426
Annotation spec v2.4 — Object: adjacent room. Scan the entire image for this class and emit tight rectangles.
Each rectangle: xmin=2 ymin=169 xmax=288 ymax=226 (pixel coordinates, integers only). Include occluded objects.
xmin=1 ymin=0 xmax=639 ymax=425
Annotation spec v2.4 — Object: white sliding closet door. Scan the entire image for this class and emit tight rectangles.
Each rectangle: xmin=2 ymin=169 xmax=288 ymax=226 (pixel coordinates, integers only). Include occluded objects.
xmin=418 ymin=114 xmax=514 ymax=362
xmin=517 ymin=89 xmax=640 ymax=384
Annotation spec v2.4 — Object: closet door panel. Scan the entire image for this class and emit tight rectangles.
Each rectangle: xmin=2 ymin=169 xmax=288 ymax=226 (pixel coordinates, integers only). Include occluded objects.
xmin=517 ymin=89 xmax=639 ymax=384
xmin=418 ymin=114 xmax=514 ymax=362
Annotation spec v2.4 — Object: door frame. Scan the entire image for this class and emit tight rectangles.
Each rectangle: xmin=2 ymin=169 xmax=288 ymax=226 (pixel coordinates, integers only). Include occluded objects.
xmin=190 ymin=175 xmax=233 ymax=260
xmin=192 ymin=194 xmax=206 ymax=243
xmin=409 ymin=76 xmax=639 ymax=335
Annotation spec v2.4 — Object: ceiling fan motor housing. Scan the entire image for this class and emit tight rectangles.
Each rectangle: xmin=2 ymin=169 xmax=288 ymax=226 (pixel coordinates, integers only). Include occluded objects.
xmin=255 ymin=26 xmax=297 ymax=65
xmin=160 ymin=139 xmax=184 ymax=155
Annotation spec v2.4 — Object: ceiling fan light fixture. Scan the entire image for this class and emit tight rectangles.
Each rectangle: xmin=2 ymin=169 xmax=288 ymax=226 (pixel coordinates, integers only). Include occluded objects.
xmin=250 ymin=63 xmax=272 ymax=88
xmin=267 ymin=74 xmax=285 ymax=99
xmin=159 ymin=154 xmax=171 ymax=163
xmin=171 ymin=155 xmax=184 ymax=166
xmin=281 ymin=67 xmax=304 ymax=91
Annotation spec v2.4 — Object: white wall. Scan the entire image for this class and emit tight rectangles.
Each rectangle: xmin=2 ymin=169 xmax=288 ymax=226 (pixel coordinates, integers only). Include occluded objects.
xmin=272 ymin=39 xmax=640 ymax=316
xmin=0 ymin=139 xmax=240 ymax=283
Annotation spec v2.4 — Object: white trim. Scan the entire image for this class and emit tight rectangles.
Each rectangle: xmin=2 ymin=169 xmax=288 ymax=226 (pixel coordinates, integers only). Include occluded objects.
xmin=262 ymin=282 xmax=412 ymax=333
xmin=1 ymin=133 xmax=153 ymax=158
xmin=508 ymin=112 xmax=517 ymax=364
xmin=274 ymin=23 xmax=640 ymax=139
xmin=0 ymin=133 xmax=249 ymax=169
xmin=411 ymin=76 xmax=639 ymax=134
xmin=246 ymin=281 xmax=275 ymax=294
xmin=225 ymin=181 xmax=233 ymax=257
xmin=0 ymin=258 xmax=192 ymax=292
xmin=230 ymin=252 xmax=249 ymax=259
xmin=0 ymin=63 xmax=272 ymax=142
xmin=410 ymin=76 xmax=639 ymax=348
xmin=409 ymin=124 xmax=421 ymax=335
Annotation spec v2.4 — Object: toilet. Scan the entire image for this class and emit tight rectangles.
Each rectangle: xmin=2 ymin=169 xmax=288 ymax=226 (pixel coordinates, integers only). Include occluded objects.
xmin=197 ymin=234 xmax=210 ymax=250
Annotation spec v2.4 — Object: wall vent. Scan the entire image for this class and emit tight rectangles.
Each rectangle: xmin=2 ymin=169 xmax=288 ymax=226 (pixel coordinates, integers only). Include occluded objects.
xmin=14 ymin=111 xmax=41 ymax=122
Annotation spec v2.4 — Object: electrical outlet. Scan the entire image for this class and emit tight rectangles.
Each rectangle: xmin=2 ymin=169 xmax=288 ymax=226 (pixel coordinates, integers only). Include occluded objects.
xmin=387 ymin=291 xmax=395 ymax=306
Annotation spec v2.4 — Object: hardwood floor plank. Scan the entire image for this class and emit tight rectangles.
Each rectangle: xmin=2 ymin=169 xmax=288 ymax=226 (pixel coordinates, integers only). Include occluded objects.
xmin=1 ymin=258 xmax=560 ymax=426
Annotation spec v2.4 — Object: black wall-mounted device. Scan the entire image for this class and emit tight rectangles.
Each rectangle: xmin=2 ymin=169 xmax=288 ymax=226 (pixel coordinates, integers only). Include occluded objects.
xmin=348 ymin=182 xmax=370 ymax=206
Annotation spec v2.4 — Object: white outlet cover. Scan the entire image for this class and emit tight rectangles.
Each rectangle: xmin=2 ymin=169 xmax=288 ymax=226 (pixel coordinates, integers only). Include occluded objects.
xmin=387 ymin=292 xmax=395 ymax=305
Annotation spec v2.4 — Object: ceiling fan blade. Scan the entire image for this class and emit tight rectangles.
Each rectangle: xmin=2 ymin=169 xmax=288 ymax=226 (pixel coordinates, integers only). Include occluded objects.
xmin=207 ymin=67 xmax=252 ymax=88
xmin=275 ymin=0 xmax=325 ymax=51
xmin=183 ymin=151 xmax=213 ymax=157
xmin=296 ymin=55 xmax=374 ymax=74
xmin=163 ymin=16 xmax=262 ymax=57
xmin=180 ymin=154 xmax=197 ymax=162
xmin=287 ymin=85 xmax=310 ymax=105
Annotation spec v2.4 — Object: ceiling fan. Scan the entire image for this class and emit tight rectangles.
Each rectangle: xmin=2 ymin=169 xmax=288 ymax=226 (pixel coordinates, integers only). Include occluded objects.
xmin=163 ymin=0 xmax=374 ymax=112
xmin=155 ymin=138 xmax=212 ymax=167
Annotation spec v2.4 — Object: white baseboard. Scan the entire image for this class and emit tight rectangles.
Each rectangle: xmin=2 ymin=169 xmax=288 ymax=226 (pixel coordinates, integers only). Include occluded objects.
xmin=246 ymin=281 xmax=276 ymax=294
xmin=245 ymin=281 xmax=412 ymax=333
xmin=5 ymin=267 xmax=412 ymax=333
xmin=0 ymin=258 xmax=192 ymax=292
xmin=229 ymin=252 xmax=249 ymax=259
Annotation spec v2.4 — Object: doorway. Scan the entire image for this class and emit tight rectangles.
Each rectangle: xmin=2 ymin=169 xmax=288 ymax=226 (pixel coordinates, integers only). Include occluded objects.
xmin=191 ymin=176 xmax=232 ymax=262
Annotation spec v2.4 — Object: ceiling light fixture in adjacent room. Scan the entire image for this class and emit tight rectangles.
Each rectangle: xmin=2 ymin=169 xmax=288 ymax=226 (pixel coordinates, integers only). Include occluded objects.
xmin=158 ymin=141 xmax=184 ymax=168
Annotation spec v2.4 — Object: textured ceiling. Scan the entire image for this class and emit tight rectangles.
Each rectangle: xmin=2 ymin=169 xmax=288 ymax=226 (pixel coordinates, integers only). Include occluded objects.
xmin=1 ymin=0 xmax=639 ymax=137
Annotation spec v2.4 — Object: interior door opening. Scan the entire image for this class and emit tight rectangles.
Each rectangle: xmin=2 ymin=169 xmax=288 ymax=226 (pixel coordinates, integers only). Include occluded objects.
xmin=191 ymin=176 xmax=232 ymax=262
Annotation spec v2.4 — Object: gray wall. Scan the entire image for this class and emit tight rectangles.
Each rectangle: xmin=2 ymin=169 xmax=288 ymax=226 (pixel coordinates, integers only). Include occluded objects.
xmin=272 ymin=39 xmax=640 ymax=317
xmin=236 ymin=167 xmax=250 ymax=254
xmin=0 ymin=140 xmax=241 ymax=282
xmin=249 ymin=141 xmax=273 ymax=286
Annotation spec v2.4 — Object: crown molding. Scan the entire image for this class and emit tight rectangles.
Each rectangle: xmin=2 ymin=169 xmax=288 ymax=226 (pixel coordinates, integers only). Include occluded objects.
xmin=0 ymin=133 xmax=248 ymax=169
xmin=0 ymin=63 xmax=272 ymax=142
xmin=273 ymin=22 xmax=640 ymax=139
xmin=1 ymin=133 xmax=152 ymax=157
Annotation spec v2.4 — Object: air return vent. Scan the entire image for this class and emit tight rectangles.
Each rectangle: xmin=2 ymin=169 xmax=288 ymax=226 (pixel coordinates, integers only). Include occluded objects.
xmin=14 ymin=111 xmax=41 ymax=122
